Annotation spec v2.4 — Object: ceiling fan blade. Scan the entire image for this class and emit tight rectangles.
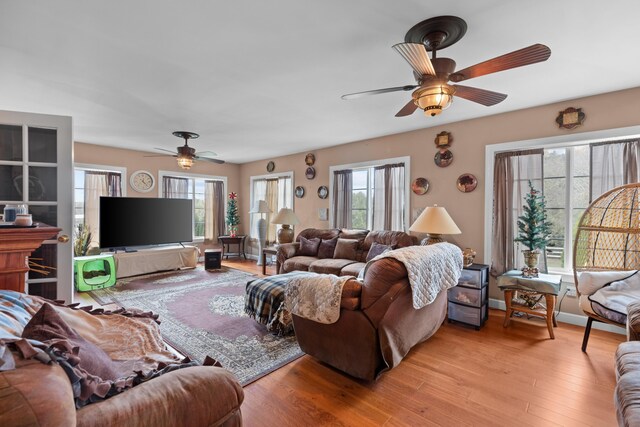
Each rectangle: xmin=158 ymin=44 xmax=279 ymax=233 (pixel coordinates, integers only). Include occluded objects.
xmin=395 ymin=100 xmax=418 ymax=117
xmin=452 ymin=84 xmax=507 ymax=106
xmin=143 ymin=154 xmax=176 ymax=158
xmin=194 ymin=156 xmax=225 ymax=164
xmin=392 ymin=43 xmax=436 ymax=77
xmin=449 ymin=44 xmax=551 ymax=82
xmin=154 ymin=147 xmax=178 ymax=154
xmin=341 ymin=85 xmax=418 ymax=100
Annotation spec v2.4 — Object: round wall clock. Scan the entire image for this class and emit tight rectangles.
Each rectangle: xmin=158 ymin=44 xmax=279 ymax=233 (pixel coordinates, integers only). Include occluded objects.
xmin=130 ymin=170 xmax=155 ymax=193
xmin=317 ymin=185 xmax=328 ymax=199
xmin=295 ymin=186 xmax=305 ymax=198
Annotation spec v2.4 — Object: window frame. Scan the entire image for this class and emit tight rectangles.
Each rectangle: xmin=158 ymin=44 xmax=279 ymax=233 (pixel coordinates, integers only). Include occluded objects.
xmin=484 ymin=125 xmax=640 ymax=283
xmin=329 ymin=156 xmax=411 ymax=231
xmin=158 ymin=170 xmax=227 ymax=242
xmin=73 ymin=163 xmax=127 ymax=228
xmin=249 ymin=171 xmax=294 ymax=241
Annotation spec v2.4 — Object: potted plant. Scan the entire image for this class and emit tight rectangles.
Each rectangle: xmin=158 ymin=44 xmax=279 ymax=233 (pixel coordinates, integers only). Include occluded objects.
xmin=73 ymin=223 xmax=93 ymax=257
xmin=514 ymin=181 xmax=551 ymax=275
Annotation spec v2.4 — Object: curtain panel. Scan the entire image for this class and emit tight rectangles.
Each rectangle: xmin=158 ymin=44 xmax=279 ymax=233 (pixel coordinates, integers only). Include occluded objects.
xmin=590 ymin=139 xmax=640 ymax=202
xmin=491 ymin=149 xmax=544 ymax=277
xmin=250 ymin=176 xmax=292 ymax=241
xmin=265 ymin=178 xmax=278 ymax=243
xmin=204 ymin=180 xmax=224 ymax=241
xmin=372 ymin=163 xmax=405 ymax=231
xmin=162 ymin=176 xmax=189 ymax=199
xmin=83 ymin=171 xmax=122 ymax=249
xmin=332 ymin=169 xmax=353 ymax=229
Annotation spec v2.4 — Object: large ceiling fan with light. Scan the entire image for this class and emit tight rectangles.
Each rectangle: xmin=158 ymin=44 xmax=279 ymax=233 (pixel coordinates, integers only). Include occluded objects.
xmin=148 ymin=131 xmax=225 ymax=169
xmin=342 ymin=16 xmax=551 ymax=117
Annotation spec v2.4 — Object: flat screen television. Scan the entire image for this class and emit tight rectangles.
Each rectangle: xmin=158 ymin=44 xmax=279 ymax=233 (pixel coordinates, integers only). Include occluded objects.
xmin=99 ymin=197 xmax=193 ymax=249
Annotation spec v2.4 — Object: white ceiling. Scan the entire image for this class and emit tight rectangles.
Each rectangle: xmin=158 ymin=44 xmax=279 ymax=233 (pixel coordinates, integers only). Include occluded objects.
xmin=2 ymin=1 xmax=640 ymax=163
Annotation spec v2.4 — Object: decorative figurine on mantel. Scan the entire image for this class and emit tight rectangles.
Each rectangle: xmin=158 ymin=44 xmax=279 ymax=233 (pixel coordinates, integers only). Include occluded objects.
xmin=514 ymin=181 xmax=551 ymax=278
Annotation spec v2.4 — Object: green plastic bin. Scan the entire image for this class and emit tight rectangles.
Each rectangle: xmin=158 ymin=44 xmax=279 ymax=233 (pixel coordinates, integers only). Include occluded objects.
xmin=74 ymin=254 xmax=116 ymax=292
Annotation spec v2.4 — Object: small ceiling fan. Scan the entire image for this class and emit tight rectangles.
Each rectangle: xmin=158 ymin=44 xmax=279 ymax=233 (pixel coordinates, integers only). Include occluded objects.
xmin=341 ymin=16 xmax=551 ymax=117
xmin=149 ymin=131 xmax=225 ymax=169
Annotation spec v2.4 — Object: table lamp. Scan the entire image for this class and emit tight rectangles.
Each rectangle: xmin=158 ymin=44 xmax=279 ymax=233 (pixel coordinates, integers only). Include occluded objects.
xmin=250 ymin=200 xmax=272 ymax=265
xmin=409 ymin=204 xmax=461 ymax=245
xmin=271 ymin=208 xmax=300 ymax=244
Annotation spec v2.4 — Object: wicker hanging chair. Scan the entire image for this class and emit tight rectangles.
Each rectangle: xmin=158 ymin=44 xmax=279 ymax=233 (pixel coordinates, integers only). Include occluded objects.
xmin=573 ymin=182 xmax=640 ymax=351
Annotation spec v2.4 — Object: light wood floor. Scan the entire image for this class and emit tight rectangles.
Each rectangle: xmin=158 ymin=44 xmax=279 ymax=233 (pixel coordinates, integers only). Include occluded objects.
xmin=226 ymin=258 xmax=623 ymax=427
xmin=80 ymin=259 xmax=624 ymax=426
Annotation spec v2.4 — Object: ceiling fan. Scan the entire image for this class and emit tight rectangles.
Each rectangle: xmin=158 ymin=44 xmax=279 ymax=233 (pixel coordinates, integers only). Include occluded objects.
xmin=149 ymin=131 xmax=225 ymax=169
xmin=341 ymin=16 xmax=551 ymax=117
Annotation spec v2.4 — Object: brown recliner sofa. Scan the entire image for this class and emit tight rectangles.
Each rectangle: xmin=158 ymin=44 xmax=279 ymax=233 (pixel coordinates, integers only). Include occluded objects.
xmin=292 ymin=256 xmax=448 ymax=381
xmin=0 ymin=292 xmax=244 ymax=427
xmin=275 ymin=228 xmax=416 ymax=276
xmin=615 ymin=300 xmax=640 ymax=426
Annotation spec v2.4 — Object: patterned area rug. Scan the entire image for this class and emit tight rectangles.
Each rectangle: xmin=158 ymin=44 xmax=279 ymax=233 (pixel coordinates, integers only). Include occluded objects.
xmin=88 ymin=267 xmax=303 ymax=385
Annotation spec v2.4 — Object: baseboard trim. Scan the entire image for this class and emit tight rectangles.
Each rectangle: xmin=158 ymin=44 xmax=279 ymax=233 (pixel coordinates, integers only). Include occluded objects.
xmin=488 ymin=298 xmax=626 ymax=335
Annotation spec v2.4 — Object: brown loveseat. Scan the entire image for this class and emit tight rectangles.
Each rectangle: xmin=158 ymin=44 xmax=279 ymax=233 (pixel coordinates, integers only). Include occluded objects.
xmin=276 ymin=228 xmax=416 ymax=276
xmin=0 ymin=292 xmax=244 ymax=427
xmin=292 ymin=255 xmax=450 ymax=381
xmin=615 ymin=300 xmax=640 ymax=426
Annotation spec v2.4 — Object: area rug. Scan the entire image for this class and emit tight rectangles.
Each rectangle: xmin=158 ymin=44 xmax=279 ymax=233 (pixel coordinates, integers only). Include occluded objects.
xmin=88 ymin=267 xmax=303 ymax=385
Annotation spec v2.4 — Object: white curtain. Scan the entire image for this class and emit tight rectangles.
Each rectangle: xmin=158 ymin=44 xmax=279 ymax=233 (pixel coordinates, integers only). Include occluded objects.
xmin=372 ymin=163 xmax=405 ymax=231
xmin=591 ymin=140 xmax=640 ymax=202
xmin=265 ymin=179 xmax=278 ymax=243
xmin=162 ymin=176 xmax=189 ymax=199
xmin=250 ymin=176 xmax=292 ymax=241
xmin=84 ymin=173 xmax=108 ymax=249
xmin=205 ymin=180 xmax=224 ymax=241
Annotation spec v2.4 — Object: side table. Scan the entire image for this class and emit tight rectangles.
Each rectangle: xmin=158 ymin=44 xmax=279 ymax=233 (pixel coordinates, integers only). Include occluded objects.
xmin=261 ymin=246 xmax=278 ymax=275
xmin=497 ymin=270 xmax=562 ymax=339
xmin=218 ymin=235 xmax=247 ymax=260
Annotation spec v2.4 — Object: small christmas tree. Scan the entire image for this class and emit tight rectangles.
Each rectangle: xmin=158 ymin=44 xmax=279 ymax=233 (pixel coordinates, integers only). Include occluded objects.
xmin=514 ymin=181 xmax=551 ymax=252
xmin=226 ymin=192 xmax=240 ymax=236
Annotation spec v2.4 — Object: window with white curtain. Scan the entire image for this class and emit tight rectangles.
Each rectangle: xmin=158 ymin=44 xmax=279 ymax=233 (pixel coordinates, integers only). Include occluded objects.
xmin=249 ymin=172 xmax=293 ymax=243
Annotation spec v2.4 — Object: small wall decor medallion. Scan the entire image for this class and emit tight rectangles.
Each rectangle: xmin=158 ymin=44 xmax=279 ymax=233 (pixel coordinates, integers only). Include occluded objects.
xmin=305 ymin=153 xmax=315 ymax=166
xmin=266 ymin=161 xmax=275 ymax=172
xmin=434 ymin=148 xmax=453 ymax=167
xmin=317 ymin=185 xmax=329 ymax=199
xmin=556 ymin=107 xmax=585 ymax=130
xmin=434 ymin=131 xmax=452 ymax=149
xmin=305 ymin=166 xmax=316 ymax=179
xmin=411 ymin=177 xmax=430 ymax=195
xmin=295 ymin=186 xmax=305 ymax=198
xmin=456 ymin=173 xmax=478 ymax=193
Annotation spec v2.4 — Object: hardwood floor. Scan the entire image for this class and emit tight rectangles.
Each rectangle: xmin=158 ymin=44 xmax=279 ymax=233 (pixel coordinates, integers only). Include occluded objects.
xmin=227 ymin=259 xmax=623 ymax=427
xmin=78 ymin=258 xmax=624 ymax=426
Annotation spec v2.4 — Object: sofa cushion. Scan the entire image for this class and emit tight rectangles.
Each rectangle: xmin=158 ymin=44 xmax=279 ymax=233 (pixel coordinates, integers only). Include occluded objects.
xmin=340 ymin=262 xmax=366 ymax=277
xmin=297 ymin=228 xmax=340 ymax=242
xmin=309 ymin=258 xmax=356 ymax=275
xmin=363 ymin=230 xmax=416 ymax=251
xmin=334 ymin=238 xmax=359 ymax=260
xmin=299 ymin=237 xmax=321 ymax=257
xmin=366 ymin=242 xmax=393 ymax=262
xmin=317 ymin=237 xmax=338 ymax=259
xmin=283 ymin=256 xmax=318 ymax=272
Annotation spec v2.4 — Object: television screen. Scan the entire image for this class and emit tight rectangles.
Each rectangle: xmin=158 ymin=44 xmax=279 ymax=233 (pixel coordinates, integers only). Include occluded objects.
xmin=99 ymin=197 xmax=193 ymax=249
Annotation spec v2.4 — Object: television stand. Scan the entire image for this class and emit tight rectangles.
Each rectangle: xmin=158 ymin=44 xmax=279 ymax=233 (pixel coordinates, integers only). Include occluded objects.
xmin=112 ymin=245 xmax=199 ymax=278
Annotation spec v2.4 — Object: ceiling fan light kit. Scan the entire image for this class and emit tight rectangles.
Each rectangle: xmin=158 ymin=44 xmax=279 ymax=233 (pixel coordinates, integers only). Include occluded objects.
xmin=342 ymin=15 xmax=551 ymax=119
xmin=147 ymin=131 xmax=225 ymax=169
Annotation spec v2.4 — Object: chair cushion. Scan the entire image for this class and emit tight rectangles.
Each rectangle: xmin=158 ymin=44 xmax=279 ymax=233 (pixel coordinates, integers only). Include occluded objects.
xmin=309 ymin=259 xmax=356 ymax=275
xmin=317 ymin=237 xmax=338 ymax=259
xmin=282 ymin=256 xmax=318 ymax=272
xmin=340 ymin=262 xmax=366 ymax=277
xmin=334 ymin=238 xmax=359 ymax=260
xmin=299 ymin=237 xmax=321 ymax=257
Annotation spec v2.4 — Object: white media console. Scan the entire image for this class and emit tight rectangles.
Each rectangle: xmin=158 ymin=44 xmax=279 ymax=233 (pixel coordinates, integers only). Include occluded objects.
xmin=113 ymin=245 xmax=199 ymax=278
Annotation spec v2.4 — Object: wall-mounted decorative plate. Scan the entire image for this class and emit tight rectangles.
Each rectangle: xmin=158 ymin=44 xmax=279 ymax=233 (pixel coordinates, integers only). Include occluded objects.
xmin=317 ymin=185 xmax=328 ymax=199
xmin=411 ymin=177 xmax=430 ymax=195
xmin=266 ymin=161 xmax=275 ymax=172
xmin=306 ymin=166 xmax=316 ymax=179
xmin=295 ymin=186 xmax=305 ymax=198
xmin=457 ymin=173 xmax=478 ymax=193
xmin=305 ymin=153 xmax=315 ymax=166
xmin=434 ymin=149 xmax=453 ymax=168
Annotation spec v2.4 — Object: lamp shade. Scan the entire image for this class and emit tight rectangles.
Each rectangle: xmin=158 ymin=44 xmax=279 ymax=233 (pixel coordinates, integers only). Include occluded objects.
xmin=271 ymin=208 xmax=300 ymax=225
xmin=250 ymin=200 xmax=272 ymax=214
xmin=409 ymin=205 xmax=461 ymax=235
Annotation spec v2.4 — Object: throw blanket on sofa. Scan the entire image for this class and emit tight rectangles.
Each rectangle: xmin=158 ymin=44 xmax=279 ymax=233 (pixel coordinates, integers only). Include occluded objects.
xmin=285 ymin=274 xmax=352 ymax=324
xmin=366 ymin=243 xmax=463 ymax=309
xmin=589 ymin=271 xmax=640 ymax=324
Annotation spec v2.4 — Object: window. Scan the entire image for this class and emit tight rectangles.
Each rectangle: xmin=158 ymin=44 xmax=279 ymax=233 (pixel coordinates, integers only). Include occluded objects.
xmin=159 ymin=171 xmax=226 ymax=241
xmin=330 ymin=157 xmax=410 ymax=231
xmin=249 ymin=172 xmax=293 ymax=242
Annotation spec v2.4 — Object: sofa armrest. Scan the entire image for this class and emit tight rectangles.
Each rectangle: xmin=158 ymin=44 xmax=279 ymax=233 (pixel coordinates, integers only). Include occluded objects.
xmin=627 ymin=301 xmax=640 ymax=341
xmin=276 ymin=243 xmax=299 ymax=270
xmin=76 ymin=366 xmax=243 ymax=427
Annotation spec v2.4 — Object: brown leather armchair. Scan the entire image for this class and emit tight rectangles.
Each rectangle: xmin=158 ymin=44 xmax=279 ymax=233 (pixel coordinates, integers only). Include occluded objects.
xmin=291 ymin=256 xmax=447 ymax=381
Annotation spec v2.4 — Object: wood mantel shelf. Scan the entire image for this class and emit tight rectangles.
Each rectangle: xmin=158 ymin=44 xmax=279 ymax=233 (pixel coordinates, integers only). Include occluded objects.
xmin=0 ymin=224 xmax=61 ymax=293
